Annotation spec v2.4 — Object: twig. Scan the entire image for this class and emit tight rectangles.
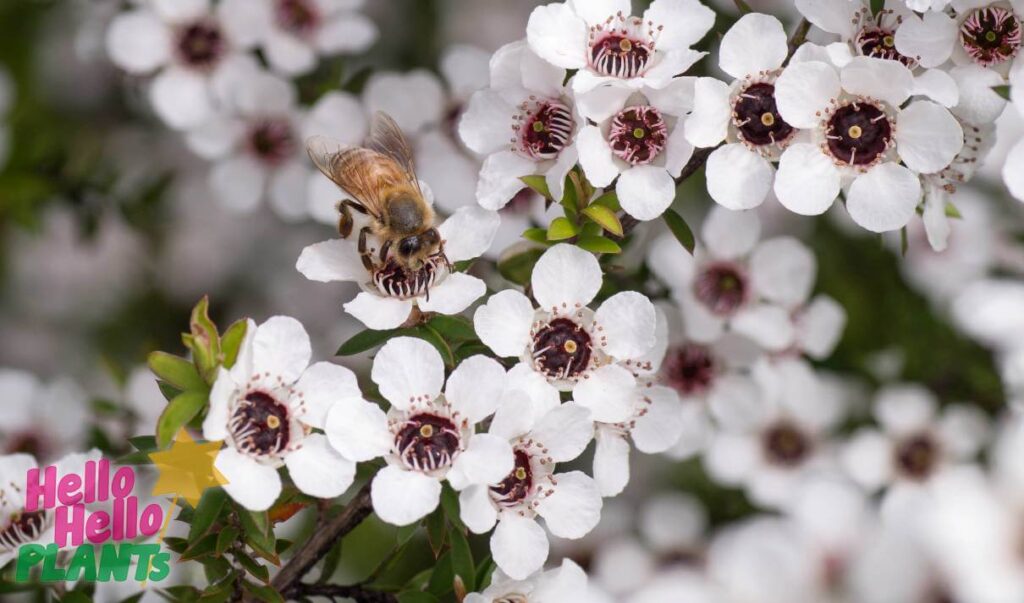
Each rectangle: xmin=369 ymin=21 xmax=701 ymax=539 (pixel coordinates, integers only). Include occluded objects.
xmin=786 ymin=18 xmax=811 ymax=61
xmin=267 ymin=483 xmax=375 ymax=599
xmin=287 ymin=582 xmax=398 ymax=603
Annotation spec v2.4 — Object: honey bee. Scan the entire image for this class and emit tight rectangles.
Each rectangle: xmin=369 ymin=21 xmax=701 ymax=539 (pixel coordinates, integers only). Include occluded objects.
xmin=307 ymin=112 xmax=450 ymax=298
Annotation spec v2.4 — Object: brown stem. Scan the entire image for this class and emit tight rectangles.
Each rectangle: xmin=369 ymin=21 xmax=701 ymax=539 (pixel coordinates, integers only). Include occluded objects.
xmin=265 ymin=483 xmax=374 ymax=600
xmin=286 ymin=582 xmax=398 ymax=603
xmin=786 ymin=18 xmax=811 ymax=61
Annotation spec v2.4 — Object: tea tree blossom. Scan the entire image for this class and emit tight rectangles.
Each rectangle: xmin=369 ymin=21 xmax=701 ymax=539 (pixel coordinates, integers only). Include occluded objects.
xmin=203 ymin=316 xmax=363 ymax=511
xmin=473 ymin=244 xmax=657 ymax=422
xmin=466 ymin=558 xmax=591 ymax=603
xmin=105 ymin=0 xmax=256 ymax=130
xmin=772 ymin=55 xmax=964 ymax=232
xmin=1 ymin=370 xmax=90 ymax=462
xmin=461 ymin=399 xmax=601 ymax=579
xmin=684 ymin=13 xmax=799 ymax=211
xmin=323 ymin=338 xmax=516 ymax=526
xmin=296 ymin=205 xmax=499 ymax=330
xmin=526 ymin=0 xmax=714 ymax=120
xmin=219 ymin=0 xmax=378 ymax=76
xmin=459 ymin=40 xmax=582 ymax=211
xmin=895 ymin=0 xmax=1024 ymax=72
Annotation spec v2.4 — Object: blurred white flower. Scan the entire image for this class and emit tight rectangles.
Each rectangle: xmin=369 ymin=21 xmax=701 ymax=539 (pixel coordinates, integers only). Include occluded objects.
xmin=324 ymin=338 xmax=515 ymax=526
xmin=219 ymin=0 xmax=377 ymax=76
xmin=203 ymin=316 xmax=362 ymax=510
xmin=466 ymin=558 xmax=591 ymax=603
xmin=0 ymin=369 xmax=91 ymax=463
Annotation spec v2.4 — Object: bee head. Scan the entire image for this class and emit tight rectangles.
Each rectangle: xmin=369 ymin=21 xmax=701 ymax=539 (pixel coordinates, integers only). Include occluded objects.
xmin=397 ymin=228 xmax=442 ymax=267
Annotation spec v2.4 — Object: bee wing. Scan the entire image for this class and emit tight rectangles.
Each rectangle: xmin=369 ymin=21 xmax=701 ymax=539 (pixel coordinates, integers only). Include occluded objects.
xmin=365 ymin=112 xmax=422 ymax=193
xmin=305 ymin=135 xmax=387 ymax=219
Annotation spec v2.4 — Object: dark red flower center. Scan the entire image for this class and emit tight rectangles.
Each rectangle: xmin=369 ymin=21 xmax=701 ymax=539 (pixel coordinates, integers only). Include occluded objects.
xmin=762 ymin=422 xmax=812 ymax=466
xmin=0 ymin=510 xmax=47 ymax=551
xmin=894 ymin=433 xmax=940 ymax=480
xmin=175 ymin=20 xmax=226 ymax=70
xmin=532 ymin=317 xmax=593 ymax=380
xmin=694 ymin=262 xmax=749 ymax=316
xmin=395 ymin=413 xmax=461 ymax=472
xmin=662 ymin=344 xmax=716 ymax=396
xmin=275 ymin=0 xmax=321 ymax=37
xmin=856 ymin=27 xmax=915 ymax=67
xmin=229 ymin=391 xmax=292 ymax=457
xmin=247 ymin=118 xmax=297 ymax=167
xmin=518 ymin=100 xmax=574 ymax=160
xmin=960 ymin=7 xmax=1022 ymax=67
xmin=609 ymin=105 xmax=667 ymax=165
xmin=490 ymin=449 xmax=534 ymax=507
xmin=732 ymin=82 xmax=794 ymax=148
xmin=590 ymin=33 xmax=652 ymax=78
xmin=824 ymin=101 xmax=892 ymax=167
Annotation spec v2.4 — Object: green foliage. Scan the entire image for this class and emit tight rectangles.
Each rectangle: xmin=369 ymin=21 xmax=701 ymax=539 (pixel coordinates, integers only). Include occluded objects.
xmin=663 ymin=208 xmax=696 ymax=254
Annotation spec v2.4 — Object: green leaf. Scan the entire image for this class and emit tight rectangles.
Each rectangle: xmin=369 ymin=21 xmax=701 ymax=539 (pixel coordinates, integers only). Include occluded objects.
xmin=337 ymin=327 xmax=410 ymax=355
xmin=425 ymin=506 xmax=447 ymax=558
xmin=426 ymin=315 xmax=477 ymax=342
xmin=945 ymin=201 xmax=962 ymax=219
xmin=870 ymin=0 xmax=884 ymax=15
xmin=397 ymin=592 xmax=440 ymax=603
xmin=114 ymin=451 xmax=154 ymax=465
xmin=520 ymin=175 xmax=552 ymax=199
xmin=220 ymin=319 xmax=248 ymax=370
xmin=155 ymin=390 xmax=207 ymax=449
xmin=582 ymin=205 xmax=624 ymax=237
xmin=474 ymin=555 xmax=496 ymax=591
xmin=187 ymin=296 xmax=222 ymax=382
xmin=577 ymin=235 xmax=622 ymax=254
xmin=240 ymin=580 xmax=282 ymax=603
xmin=215 ymin=526 xmax=239 ymax=557
xmin=234 ymin=550 xmax=270 ymax=583
xmin=188 ymin=488 xmax=228 ymax=543
xmin=993 ymin=84 xmax=1011 ymax=100
xmin=60 ymin=593 xmax=92 ymax=603
xmin=129 ymin=436 xmax=157 ymax=452
xmin=547 ymin=217 xmax=579 ymax=241
xmin=497 ymin=246 xmax=544 ymax=286
xmin=733 ymin=0 xmax=753 ymax=13
xmin=318 ymin=537 xmax=344 ymax=584
xmin=157 ymin=381 xmax=182 ymax=403
xmin=148 ymin=352 xmax=206 ymax=392
xmin=238 ymin=508 xmax=277 ymax=562
xmin=449 ymin=527 xmax=475 ymax=593
xmin=663 ymin=208 xmax=696 ymax=254
xmin=164 ymin=537 xmax=189 ymax=554
xmin=590 ymin=191 xmax=621 ymax=211
xmin=426 ymin=551 xmax=454 ymax=597
xmin=522 ymin=227 xmax=549 ymax=244
xmin=181 ymin=533 xmax=219 ymax=560
xmin=414 ymin=325 xmax=456 ymax=368
xmin=440 ymin=485 xmax=465 ymax=531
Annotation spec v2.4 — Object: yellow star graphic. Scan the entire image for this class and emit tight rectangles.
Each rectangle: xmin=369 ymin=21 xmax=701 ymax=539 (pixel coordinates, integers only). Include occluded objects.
xmin=149 ymin=429 xmax=228 ymax=507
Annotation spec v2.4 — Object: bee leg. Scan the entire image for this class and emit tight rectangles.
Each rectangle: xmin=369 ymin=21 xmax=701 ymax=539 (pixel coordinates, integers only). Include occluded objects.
xmin=337 ymin=200 xmax=369 ymax=238
xmin=379 ymin=239 xmax=392 ymax=264
xmin=358 ymin=226 xmax=375 ymax=272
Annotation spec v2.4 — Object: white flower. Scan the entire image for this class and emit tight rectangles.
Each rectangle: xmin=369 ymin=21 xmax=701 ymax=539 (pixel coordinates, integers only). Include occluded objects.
xmin=0 ymin=370 xmax=90 ymax=463
xmin=459 ymin=40 xmax=582 ymax=211
xmin=648 ymin=206 xmax=843 ymax=355
xmin=186 ymin=69 xmax=338 ymax=219
xmin=296 ymin=205 xmax=499 ymax=330
xmin=685 ymin=13 xmax=801 ymax=211
xmin=473 ymin=244 xmax=657 ymax=421
xmin=0 ymin=450 xmax=102 ymax=568
xmin=526 ymin=0 xmax=714 ymax=121
xmin=202 ymin=316 xmax=362 ymax=511
xmin=840 ymin=384 xmax=990 ymax=497
xmin=219 ymin=0 xmax=377 ymax=76
xmin=704 ymin=358 xmax=846 ymax=509
xmin=323 ymin=338 xmax=517 ymax=526
xmin=104 ymin=0 xmax=257 ymax=129
xmin=772 ymin=55 xmax=964 ymax=232
xmin=460 ymin=398 xmax=600 ymax=579
xmin=466 ymin=558 xmax=591 ymax=603
xmin=577 ymin=82 xmax=695 ymax=220
xmin=895 ymin=0 xmax=1024 ymax=74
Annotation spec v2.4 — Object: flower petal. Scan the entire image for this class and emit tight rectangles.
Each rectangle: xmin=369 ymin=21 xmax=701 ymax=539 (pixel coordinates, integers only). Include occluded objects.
xmin=252 ymin=316 xmax=311 ymax=384
xmin=445 ymin=355 xmax=508 ymax=423
xmin=643 ymin=0 xmax=715 ymax=51
xmin=325 ymin=397 xmax=392 ymax=462
xmin=750 ymin=236 xmax=816 ymax=307
xmin=794 ymin=0 xmax=857 ymax=38
xmin=895 ymin=10 xmax=957 ymax=69
xmin=731 ymin=303 xmax=796 ymax=352
xmin=874 ymin=384 xmax=937 ymax=434
xmin=474 ymin=290 xmax=535 ymax=358
xmin=149 ymin=67 xmax=214 ymax=130
xmin=577 ymin=125 xmax=621 ymax=188
xmin=531 ymin=244 xmax=602 ymax=311
xmin=573 ymin=364 xmax=637 ymax=424
xmin=210 ymin=156 xmax=266 ymax=213
xmin=530 ymin=402 xmax=594 ymax=462
xmin=296 ymin=239 xmax=365 ymax=283
xmin=371 ymin=337 xmax=445 ymax=410
xmin=718 ymin=13 xmax=788 ymax=79
xmin=418 ymin=273 xmax=487 ymax=315
xmin=950 ymin=65 xmax=1006 ymax=125
xmin=459 ymin=90 xmax=516 ymax=155
xmin=285 ymin=433 xmax=355 ymax=499
xmin=459 ymin=485 xmax=498 ymax=534
xmin=774 ymin=61 xmax=840 ymax=129
xmin=574 ymin=79 xmax=633 ymax=122
xmin=841 ymin=56 xmax=914 ymax=108
xmin=616 ymin=165 xmax=675 ymax=221
xmin=594 ymin=291 xmax=657 ymax=360
xmin=105 ymin=10 xmax=171 ymax=74
xmin=364 ymin=70 xmax=445 ymax=134
xmin=293 ymin=361 xmax=360 ymax=429
xmin=795 ymin=295 xmax=846 ymax=360
xmin=631 ymin=385 xmax=684 ymax=453
xmin=701 ymin=204 xmax=761 ymax=260
xmin=344 ymin=293 xmax=414 ymax=330
xmin=895 ymin=100 xmax=963 ymax=174
xmin=371 ymin=465 xmax=442 ymax=526
xmin=491 ymin=514 xmax=549 ymax=580
xmin=449 ymin=433 xmax=515 ymax=488
xmin=845 ymin=163 xmax=921 ymax=233
xmin=594 ymin=428 xmax=630 ymax=496
xmin=526 ymin=3 xmax=588 ymax=69
xmin=705 ymin=144 xmax=773 ymax=211
xmin=216 ymin=447 xmax=282 ymax=511
xmin=476 ymin=150 xmax=536 ymax=210
xmin=203 ymin=368 xmax=234 ymax=441
xmin=773 ymin=143 xmax=841 ymax=216
xmin=315 ymin=13 xmax=379 ymax=54
xmin=913 ymin=69 xmax=959 ymax=108
xmin=536 ymin=470 xmax=602 ymax=538
xmin=438 ymin=206 xmax=501 ymax=263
